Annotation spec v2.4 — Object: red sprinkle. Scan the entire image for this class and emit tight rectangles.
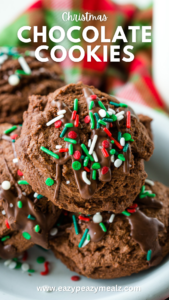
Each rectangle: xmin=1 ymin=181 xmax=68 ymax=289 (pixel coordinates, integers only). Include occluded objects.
xmin=102 ymin=140 xmax=110 ymax=148
xmin=84 ymin=167 xmax=90 ymax=172
xmin=73 ymin=151 xmax=81 ymax=159
xmin=127 ymin=208 xmax=136 ymax=213
xmin=126 ymin=111 xmax=131 ymax=129
xmin=17 ymin=170 xmax=23 ymax=176
xmin=5 ymin=219 xmax=10 ymax=229
xmin=101 ymin=166 xmax=109 ymax=175
xmin=129 ymin=203 xmax=138 ymax=209
xmin=63 ymin=210 xmax=68 ymax=216
xmin=110 ymin=123 xmax=113 ymax=128
xmin=68 ymin=131 xmax=77 ymax=139
xmin=72 ymin=110 xmax=77 ymax=120
xmin=22 ymin=251 xmax=28 ymax=262
xmin=101 ymin=147 xmax=109 ymax=158
xmin=84 ymin=115 xmax=90 ymax=124
xmin=54 ymin=120 xmax=62 ymax=128
xmin=110 ymin=136 xmax=123 ymax=150
xmin=74 ymin=114 xmax=79 ymax=127
xmin=59 ymin=148 xmax=69 ymax=153
xmin=103 ymin=128 xmax=112 ymax=137
xmin=40 ymin=261 xmax=49 ymax=276
xmin=90 ymin=95 xmax=97 ymax=100
xmin=78 ymin=215 xmax=90 ymax=222
xmin=71 ymin=275 xmax=80 ymax=281
xmin=10 ymin=134 xmax=18 ymax=140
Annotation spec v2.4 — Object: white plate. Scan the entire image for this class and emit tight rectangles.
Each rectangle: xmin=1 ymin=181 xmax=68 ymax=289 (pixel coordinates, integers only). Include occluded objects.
xmin=0 ymin=102 xmax=169 ymax=300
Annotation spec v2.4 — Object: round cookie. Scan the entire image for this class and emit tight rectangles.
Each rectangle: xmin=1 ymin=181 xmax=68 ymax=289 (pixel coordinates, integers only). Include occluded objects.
xmin=50 ymin=181 xmax=169 ymax=279
xmin=16 ymin=82 xmax=154 ymax=214
xmin=0 ymin=47 xmax=65 ymax=124
xmin=0 ymin=123 xmax=61 ymax=249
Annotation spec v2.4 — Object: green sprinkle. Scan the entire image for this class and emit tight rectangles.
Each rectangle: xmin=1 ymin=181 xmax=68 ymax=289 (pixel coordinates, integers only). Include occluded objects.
xmin=111 ymin=114 xmax=117 ymax=122
xmin=140 ymin=192 xmax=156 ymax=199
xmin=110 ymin=101 xmax=120 ymax=107
xmin=123 ymin=143 xmax=129 ymax=152
xmin=78 ymin=229 xmax=89 ymax=248
xmin=11 ymin=140 xmax=15 ymax=143
xmin=118 ymin=132 xmax=122 ymax=141
xmin=98 ymin=119 xmax=106 ymax=126
xmin=106 ymin=112 xmax=110 ymax=118
xmin=72 ymin=161 xmax=81 ymax=171
xmin=65 ymin=123 xmax=73 ymax=128
xmin=87 ymin=234 xmax=90 ymax=241
xmin=141 ymin=185 xmax=145 ymax=193
xmin=74 ymin=98 xmax=78 ymax=111
xmin=94 ymin=112 xmax=100 ymax=129
xmin=28 ymin=269 xmax=35 ymax=273
xmin=102 ymin=118 xmax=113 ymax=123
xmin=98 ymin=101 xmax=107 ymax=111
xmin=130 ymin=139 xmax=135 ymax=142
xmin=45 ymin=178 xmax=55 ymax=186
xmin=40 ymin=146 xmax=59 ymax=159
xmin=15 ymin=262 xmax=22 ymax=269
xmin=60 ymin=127 xmax=67 ymax=138
xmin=81 ymin=155 xmax=85 ymax=160
xmin=89 ymin=112 xmax=95 ymax=129
xmin=4 ymin=126 xmax=17 ymax=135
xmin=110 ymin=149 xmax=116 ymax=155
xmin=122 ymin=211 xmax=131 ymax=217
xmin=69 ymin=144 xmax=73 ymax=155
xmin=15 ymin=70 xmax=31 ymax=75
xmin=22 ymin=232 xmax=31 ymax=240
xmin=122 ymin=133 xmax=132 ymax=141
xmin=64 ymin=138 xmax=77 ymax=144
xmin=81 ymin=144 xmax=94 ymax=162
xmin=37 ymin=194 xmax=43 ymax=200
xmin=27 ymin=215 xmax=35 ymax=221
xmin=83 ymin=156 xmax=89 ymax=167
xmin=147 ymin=249 xmax=152 ymax=261
xmin=1 ymin=235 xmax=10 ymax=242
xmin=147 ymin=193 xmax=156 ymax=198
xmin=72 ymin=215 xmax=79 ymax=235
xmin=89 ymin=101 xmax=94 ymax=110
xmin=92 ymin=170 xmax=97 ymax=180
xmin=18 ymin=180 xmax=29 ymax=185
xmin=118 ymin=154 xmax=125 ymax=161
xmin=34 ymin=225 xmax=41 ymax=233
xmin=17 ymin=201 xmax=23 ymax=208
xmin=110 ymin=140 xmax=115 ymax=144
xmin=99 ymin=222 xmax=107 ymax=232
xmin=92 ymin=162 xmax=101 ymax=170
xmin=37 ymin=256 xmax=45 ymax=264
xmin=120 ymin=103 xmax=128 ymax=108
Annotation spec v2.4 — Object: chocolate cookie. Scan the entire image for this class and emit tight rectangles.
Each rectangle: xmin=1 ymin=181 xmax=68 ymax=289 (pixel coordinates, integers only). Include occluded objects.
xmin=0 ymin=123 xmax=61 ymax=249
xmin=138 ymin=114 xmax=153 ymax=140
xmin=16 ymin=82 xmax=154 ymax=214
xmin=50 ymin=181 xmax=169 ymax=279
xmin=0 ymin=47 xmax=65 ymax=124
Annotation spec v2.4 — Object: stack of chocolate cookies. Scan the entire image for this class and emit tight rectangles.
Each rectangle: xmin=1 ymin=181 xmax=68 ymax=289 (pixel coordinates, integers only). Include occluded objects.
xmin=0 ymin=74 xmax=169 ymax=278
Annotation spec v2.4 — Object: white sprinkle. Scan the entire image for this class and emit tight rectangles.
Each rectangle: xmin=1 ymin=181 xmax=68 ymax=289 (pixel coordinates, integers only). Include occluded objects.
xmin=109 ymin=214 xmax=115 ymax=223
xmin=22 ymin=263 xmax=29 ymax=272
xmin=1 ymin=181 xmax=11 ymax=190
xmin=0 ymin=54 xmax=8 ymax=64
xmin=116 ymin=111 xmax=125 ymax=117
xmin=145 ymin=179 xmax=154 ymax=186
xmin=114 ymin=159 xmax=123 ymax=168
xmin=66 ymin=180 xmax=70 ymax=184
xmin=82 ymin=239 xmax=90 ymax=248
xmin=111 ymin=155 xmax=115 ymax=162
xmin=117 ymin=115 xmax=124 ymax=122
xmin=57 ymin=109 xmax=66 ymax=115
xmin=9 ymin=203 xmax=13 ymax=208
xmin=8 ymin=261 xmax=17 ymax=270
xmin=94 ymin=232 xmax=96 ymax=235
xmin=13 ymin=158 xmax=18 ymax=164
xmin=8 ymin=74 xmax=20 ymax=86
xmin=4 ymin=259 xmax=12 ymax=267
xmin=98 ymin=109 xmax=106 ymax=118
xmin=28 ymin=51 xmax=35 ymax=57
xmin=46 ymin=115 xmax=64 ymax=126
xmin=120 ymin=137 xmax=125 ymax=146
xmin=108 ymin=108 xmax=116 ymax=115
xmin=34 ymin=193 xmax=38 ymax=198
xmin=88 ymin=139 xmax=91 ymax=147
xmin=1 ymin=210 xmax=6 ymax=215
xmin=93 ymin=212 xmax=102 ymax=223
xmin=89 ymin=135 xmax=98 ymax=155
xmin=22 ymin=192 xmax=26 ymax=196
xmin=82 ymin=171 xmax=91 ymax=185
xmin=93 ymin=151 xmax=98 ymax=162
xmin=55 ymin=145 xmax=62 ymax=149
xmin=50 ymin=228 xmax=58 ymax=236
xmin=18 ymin=56 xmax=31 ymax=74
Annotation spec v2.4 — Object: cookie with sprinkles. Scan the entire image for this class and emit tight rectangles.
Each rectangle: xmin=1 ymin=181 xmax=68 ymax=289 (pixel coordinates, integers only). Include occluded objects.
xmin=0 ymin=47 xmax=65 ymax=124
xmin=50 ymin=181 xmax=169 ymax=279
xmin=16 ymin=82 xmax=154 ymax=214
xmin=0 ymin=123 xmax=62 ymax=249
